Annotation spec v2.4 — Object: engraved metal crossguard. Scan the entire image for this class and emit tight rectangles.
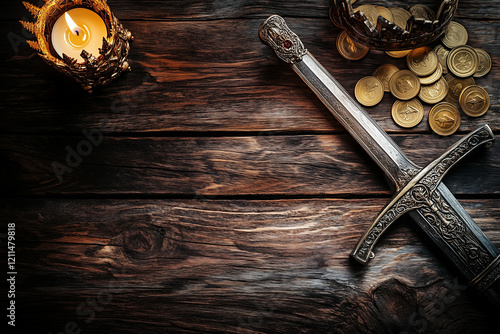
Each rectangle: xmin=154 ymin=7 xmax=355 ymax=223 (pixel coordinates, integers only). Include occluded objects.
xmin=259 ymin=15 xmax=500 ymax=307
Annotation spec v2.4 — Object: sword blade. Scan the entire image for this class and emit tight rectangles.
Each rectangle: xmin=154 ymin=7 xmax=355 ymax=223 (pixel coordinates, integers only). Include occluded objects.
xmin=293 ymin=53 xmax=418 ymax=190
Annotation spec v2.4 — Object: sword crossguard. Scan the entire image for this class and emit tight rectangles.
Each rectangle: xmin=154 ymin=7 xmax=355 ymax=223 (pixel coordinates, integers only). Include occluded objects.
xmin=351 ymin=125 xmax=495 ymax=264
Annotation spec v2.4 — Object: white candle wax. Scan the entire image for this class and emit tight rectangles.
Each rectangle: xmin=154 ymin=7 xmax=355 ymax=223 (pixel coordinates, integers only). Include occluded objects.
xmin=51 ymin=8 xmax=107 ymax=63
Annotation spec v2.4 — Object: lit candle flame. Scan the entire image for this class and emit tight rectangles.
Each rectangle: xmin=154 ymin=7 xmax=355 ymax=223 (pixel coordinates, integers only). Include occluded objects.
xmin=65 ymin=12 xmax=81 ymax=36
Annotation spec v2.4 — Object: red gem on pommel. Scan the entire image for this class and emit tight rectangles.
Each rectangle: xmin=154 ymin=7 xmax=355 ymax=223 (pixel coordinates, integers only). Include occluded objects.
xmin=283 ymin=40 xmax=292 ymax=49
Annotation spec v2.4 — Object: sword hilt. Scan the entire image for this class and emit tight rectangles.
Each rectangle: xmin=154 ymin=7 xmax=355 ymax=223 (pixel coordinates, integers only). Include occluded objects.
xmin=351 ymin=125 xmax=496 ymax=264
xmin=259 ymin=15 xmax=307 ymax=64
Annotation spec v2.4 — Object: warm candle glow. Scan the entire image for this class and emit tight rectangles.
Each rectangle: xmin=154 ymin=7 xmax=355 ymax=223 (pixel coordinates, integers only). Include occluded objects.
xmin=51 ymin=8 xmax=107 ymax=63
xmin=65 ymin=12 xmax=81 ymax=36
xmin=64 ymin=12 xmax=89 ymax=49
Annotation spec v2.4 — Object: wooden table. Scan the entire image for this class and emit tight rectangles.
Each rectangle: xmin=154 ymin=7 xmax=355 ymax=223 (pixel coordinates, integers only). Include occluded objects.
xmin=1 ymin=0 xmax=499 ymax=332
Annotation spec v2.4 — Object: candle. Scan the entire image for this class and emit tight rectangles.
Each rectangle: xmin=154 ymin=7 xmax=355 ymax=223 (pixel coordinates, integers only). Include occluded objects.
xmin=51 ymin=8 xmax=107 ymax=63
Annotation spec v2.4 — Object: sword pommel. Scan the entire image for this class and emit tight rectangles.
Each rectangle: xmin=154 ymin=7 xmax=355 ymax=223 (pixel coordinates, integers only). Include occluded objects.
xmin=259 ymin=15 xmax=307 ymax=63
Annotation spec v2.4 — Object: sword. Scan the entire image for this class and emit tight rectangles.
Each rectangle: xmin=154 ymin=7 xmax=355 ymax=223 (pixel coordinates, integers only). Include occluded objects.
xmin=259 ymin=15 xmax=500 ymax=306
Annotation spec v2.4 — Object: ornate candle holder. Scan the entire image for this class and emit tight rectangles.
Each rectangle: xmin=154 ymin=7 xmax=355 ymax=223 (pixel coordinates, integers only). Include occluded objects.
xmin=20 ymin=0 xmax=133 ymax=93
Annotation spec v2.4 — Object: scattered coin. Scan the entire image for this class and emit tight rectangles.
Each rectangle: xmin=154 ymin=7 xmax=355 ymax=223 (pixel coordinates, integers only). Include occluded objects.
xmin=355 ymin=5 xmax=380 ymax=27
xmin=447 ymin=45 xmax=479 ymax=78
xmin=428 ymin=102 xmax=461 ymax=136
xmin=376 ymin=6 xmax=394 ymax=22
xmin=391 ymin=99 xmax=424 ymax=128
xmin=419 ymin=76 xmax=448 ymax=104
xmin=355 ymin=76 xmax=385 ymax=106
xmin=444 ymin=74 xmax=476 ymax=104
xmin=407 ymin=46 xmax=438 ymax=76
xmin=419 ymin=63 xmax=443 ymax=85
xmin=389 ymin=7 xmax=411 ymax=29
xmin=389 ymin=70 xmax=421 ymax=100
xmin=459 ymin=85 xmax=490 ymax=117
xmin=473 ymin=48 xmax=492 ymax=78
xmin=373 ymin=64 xmax=399 ymax=92
xmin=336 ymin=30 xmax=370 ymax=60
xmin=339 ymin=18 xmax=489 ymax=135
xmin=434 ymin=44 xmax=449 ymax=74
xmin=386 ymin=49 xmax=411 ymax=58
xmin=409 ymin=4 xmax=435 ymax=21
xmin=441 ymin=21 xmax=468 ymax=48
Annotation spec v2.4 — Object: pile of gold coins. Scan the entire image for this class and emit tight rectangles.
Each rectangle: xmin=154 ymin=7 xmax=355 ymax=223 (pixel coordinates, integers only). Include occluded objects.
xmin=337 ymin=6 xmax=492 ymax=136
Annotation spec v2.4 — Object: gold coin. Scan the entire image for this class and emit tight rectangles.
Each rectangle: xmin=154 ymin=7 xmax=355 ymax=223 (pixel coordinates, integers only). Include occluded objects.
xmin=419 ymin=63 xmax=443 ymax=85
xmin=473 ymin=48 xmax=492 ymax=78
xmin=389 ymin=70 xmax=421 ymax=100
xmin=441 ymin=21 xmax=468 ymax=49
xmin=429 ymin=102 xmax=461 ymax=136
xmin=434 ymin=44 xmax=449 ymax=74
xmin=336 ymin=31 xmax=370 ymax=60
xmin=419 ymin=77 xmax=448 ymax=104
xmin=355 ymin=76 xmax=384 ymax=107
xmin=444 ymin=74 xmax=476 ymax=104
xmin=459 ymin=85 xmax=490 ymax=117
xmin=447 ymin=45 xmax=479 ymax=78
xmin=373 ymin=64 xmax=399 ymax=92
xmin=409 ymin=4 xmax=435 ymax=20
xmin=407 ymin=46 xmax=438 ymax=76
xmin=376 ymin=6 xmax=394 ymax=22
xmin=355 ymin=5 xmax=380 ymax=27
xmin=389 ymin=7 xmax=411 ymax=29
xmin=386 ymin=49 xmax=411 ymax=58
xmin=391 ymin=99 xmax=424 ymax=128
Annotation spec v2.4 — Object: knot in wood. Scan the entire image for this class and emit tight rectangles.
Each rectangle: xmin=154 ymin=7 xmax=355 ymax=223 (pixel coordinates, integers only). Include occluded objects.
xmin=124 ymin=230 xmax=153 ymax=253
xmin=121 ymin=223 xmax=180 ymax=260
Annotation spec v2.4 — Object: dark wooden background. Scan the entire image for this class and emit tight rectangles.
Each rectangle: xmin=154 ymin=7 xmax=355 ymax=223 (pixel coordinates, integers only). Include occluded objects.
xmin=1 ymin=0 xmax=499 ymax=333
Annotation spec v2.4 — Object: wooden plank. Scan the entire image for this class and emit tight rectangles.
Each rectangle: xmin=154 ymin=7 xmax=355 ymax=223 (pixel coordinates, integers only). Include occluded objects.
xmin=3 ymin=0 xmax=331 ymax=21
xmin=5 ymin=198 xmax=500 ymax=332
xmin=14 ymin=284 xmax=500 ymax=333
xmin=2 ymin=18 xmax=499 ymax=134
xmin=3 ymin=0 xmax=500 ymax=21
xmin=1 ymin=133 xmax=498 ymax=196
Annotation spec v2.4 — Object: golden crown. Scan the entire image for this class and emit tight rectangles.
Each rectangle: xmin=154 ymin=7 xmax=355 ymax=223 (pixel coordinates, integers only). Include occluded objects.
xmin=330 ymin=0 xmax=459 ymax=50
xmin=20 ymin=0 xmax=133 ymax=92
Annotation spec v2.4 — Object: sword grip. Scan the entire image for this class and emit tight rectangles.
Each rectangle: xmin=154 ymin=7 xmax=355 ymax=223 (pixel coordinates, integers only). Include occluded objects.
xmin=470 ymin=255 xmax=500 ymax=308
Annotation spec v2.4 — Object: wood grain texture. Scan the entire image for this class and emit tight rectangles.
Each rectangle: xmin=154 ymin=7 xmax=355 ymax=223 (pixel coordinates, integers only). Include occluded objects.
xmin=4 ymin=198 xmax=500 ymax=333
xmin=1 ymin=133 xmax=499 ymax=196
xmin=2 ymin=18 xmax=499 ymax=134
xmin=2 ymin=0 xmax=500 ymax=332
xmin=3 ymin=0 xmax=500 ymax=21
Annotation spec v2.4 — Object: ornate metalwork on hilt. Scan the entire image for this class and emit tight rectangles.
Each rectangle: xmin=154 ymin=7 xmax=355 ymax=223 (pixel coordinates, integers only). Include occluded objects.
xmin=351 ymin=125 xmax=495 ymax=265
xmin=471 ymin=255 xmax=500 ymax=296
xmin=259 ymin=15 xmax=307 ymax=63
xmin=20 ymin=0 xmax=133 ymax=93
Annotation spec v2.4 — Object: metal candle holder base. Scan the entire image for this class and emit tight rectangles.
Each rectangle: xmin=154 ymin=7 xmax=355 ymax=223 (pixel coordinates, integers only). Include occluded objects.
xmin=20 ymin=0 xmax=133 ymax=93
